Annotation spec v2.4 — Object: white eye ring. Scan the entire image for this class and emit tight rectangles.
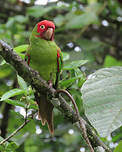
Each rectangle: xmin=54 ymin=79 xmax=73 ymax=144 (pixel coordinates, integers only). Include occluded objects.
xmin=40 ymin=25 xmax=45 ymax=29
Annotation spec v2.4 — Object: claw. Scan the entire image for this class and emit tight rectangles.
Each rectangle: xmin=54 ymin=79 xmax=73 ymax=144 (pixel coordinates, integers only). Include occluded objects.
xmin=48 ymin=80 xmax=53 ymax=88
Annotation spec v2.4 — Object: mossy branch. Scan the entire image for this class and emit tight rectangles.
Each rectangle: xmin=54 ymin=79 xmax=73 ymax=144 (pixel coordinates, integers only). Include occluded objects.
xmin=0 ymin=40 xmax=111 ymax=152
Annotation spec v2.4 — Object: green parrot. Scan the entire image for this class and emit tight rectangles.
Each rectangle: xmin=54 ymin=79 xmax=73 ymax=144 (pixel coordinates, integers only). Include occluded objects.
xmin=25 ymin=20 xmax=63 ymax=134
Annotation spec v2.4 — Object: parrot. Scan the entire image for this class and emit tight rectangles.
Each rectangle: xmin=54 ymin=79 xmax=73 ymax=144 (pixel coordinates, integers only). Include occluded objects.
xmin=25 ymin=20 xmax=63 ymax=134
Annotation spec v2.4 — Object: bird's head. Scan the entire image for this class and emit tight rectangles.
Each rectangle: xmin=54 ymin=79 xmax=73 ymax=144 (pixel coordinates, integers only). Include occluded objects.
xmin=36 ymin=20 xmax=55 ymax=41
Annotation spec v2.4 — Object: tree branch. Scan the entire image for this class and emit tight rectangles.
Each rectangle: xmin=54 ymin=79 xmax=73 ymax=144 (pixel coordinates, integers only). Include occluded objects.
xmin=0 ymin=40 xmax=112 ymax=152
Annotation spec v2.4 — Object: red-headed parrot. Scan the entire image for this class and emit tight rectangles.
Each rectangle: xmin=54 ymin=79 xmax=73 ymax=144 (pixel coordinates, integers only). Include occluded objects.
xmin=25 ymin=20 xmax=63 ymax=134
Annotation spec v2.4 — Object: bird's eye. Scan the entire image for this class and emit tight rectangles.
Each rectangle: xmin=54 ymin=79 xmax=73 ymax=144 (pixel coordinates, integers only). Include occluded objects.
xmin=40 ymin=25 xmax=45 ymax=29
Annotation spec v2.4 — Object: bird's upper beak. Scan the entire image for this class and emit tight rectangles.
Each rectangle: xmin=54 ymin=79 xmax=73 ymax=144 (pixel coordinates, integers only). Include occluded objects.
xmin=44 ymin=28 xmax=54 ymax=40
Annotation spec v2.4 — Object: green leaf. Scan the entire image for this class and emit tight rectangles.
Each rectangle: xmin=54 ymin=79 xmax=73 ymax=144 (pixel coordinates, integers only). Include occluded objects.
xmin=87 ymin=0 xmax=97 ymax=5
xmin=0 ymin=136 xmax=8 ymax=152
xmin=27 ymin=6 xmax=57 ymax=18
xmin=0 ymin=60 xmax=6 ymax=65
xmin=0 ymin=89 xmax=25 ymax=101
xmin=60 ymin=76 xmax=80 ymax=88
xmin=14 ymin=15 xmax=28 ymax=23
xmin=6 ymin=17 xmax=17 ymax=34
xmin=112 ymin=127 xmax=122 ymax=142
xmin=0 ymin=136 xmax=5 ymax=142
xmin=62 ymin=52 xmax=70 ymax=61
xmin=114 ymin=141 xmax=122 ymax=152
xmin=0 ymin=145 xmax=4 ymax=152
xmin=14 ymin=44 xmax=29 ymax=53
xmin=14 ymin=44 xmax=29 ymax=59
xmin=81 ymin=67 xmax=122 ymax=137
xmin=104 ymin=56 xmax=122 ymax=67
xmin=0 ymin=64 xmax=14 ymax=78
xmin=2 ymin=99 xmax=38 ymax=109
xmin=77 ymin=38 xmax=103 ymax=51
xmin=17 ymin=75 xmax=28 ymax=91
xmin=6 ymin=18 xmax=15 ymax=28
xmin=54 ymin=15 xmax=65 ymax=27
xmin=65 ymin=12 xmax=98 ymax=29
xmin=5 ymin=141 xmax=18 ymax=151
xmin=4 ymin=99 xmax=26 ymax=107
xmin=63 ymin=60 xmax=88 ymax=70
xmin=85 ymin=2 xmax=102 ymax=14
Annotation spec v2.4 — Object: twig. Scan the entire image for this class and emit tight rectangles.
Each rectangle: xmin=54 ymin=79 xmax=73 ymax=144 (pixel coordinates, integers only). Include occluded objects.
xmin=56 ymin=89 xmax=94 ymax=152
xmin=0 ymin=40 xmax=112 ymax=152
xmin=0 ymin=102 xmax=33 ymax=145
xmin=0 ymin=119 xmax=30 ymax=145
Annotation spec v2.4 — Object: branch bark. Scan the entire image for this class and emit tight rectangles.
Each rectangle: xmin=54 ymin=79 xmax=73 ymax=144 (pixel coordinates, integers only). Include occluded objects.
xmin=0 ymin=40 xmax=112 ymax=152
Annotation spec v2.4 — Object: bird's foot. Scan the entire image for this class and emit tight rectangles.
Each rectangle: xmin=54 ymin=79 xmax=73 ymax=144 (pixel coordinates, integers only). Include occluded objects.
xmin=48 ymin=80 xmax=53 ymax=89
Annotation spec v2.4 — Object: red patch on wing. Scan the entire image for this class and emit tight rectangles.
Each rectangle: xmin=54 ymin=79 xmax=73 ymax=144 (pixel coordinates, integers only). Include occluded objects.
xmin=35 ymin=35 xmax=40 ymax=38
xmin=26 ymin=53 xmax=30 ymax=65
xmin=57 ymin=49 xmax=60 ymax=72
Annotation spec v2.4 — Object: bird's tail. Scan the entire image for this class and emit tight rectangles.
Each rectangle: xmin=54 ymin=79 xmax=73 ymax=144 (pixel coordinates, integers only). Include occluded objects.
xmin=37 ymin=94 xmax=54 ymax=135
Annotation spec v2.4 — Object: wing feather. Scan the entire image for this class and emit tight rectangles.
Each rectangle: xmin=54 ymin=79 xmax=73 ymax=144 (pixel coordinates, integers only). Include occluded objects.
xmin=54 ymin=49 xmax=63 ymax=89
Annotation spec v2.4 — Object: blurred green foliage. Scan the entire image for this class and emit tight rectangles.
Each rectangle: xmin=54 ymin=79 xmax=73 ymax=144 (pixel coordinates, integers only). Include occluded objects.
xmin=0 ymin=0 xmax=122 ymax=151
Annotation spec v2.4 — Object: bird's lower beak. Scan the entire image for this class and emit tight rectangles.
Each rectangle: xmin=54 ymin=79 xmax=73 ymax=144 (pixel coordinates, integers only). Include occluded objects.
xmin=44 ymin=28 xmax=54 ymax=40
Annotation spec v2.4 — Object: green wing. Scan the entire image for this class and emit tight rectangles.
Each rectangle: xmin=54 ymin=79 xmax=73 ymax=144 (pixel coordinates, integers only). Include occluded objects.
xmin=24 ymin=45 xmax=31 ymax=65
xmin=54 ymin=49 xmax=63 ymax=89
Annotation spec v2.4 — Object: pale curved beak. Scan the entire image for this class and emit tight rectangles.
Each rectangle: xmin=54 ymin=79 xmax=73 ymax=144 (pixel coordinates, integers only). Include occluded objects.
xmin=44 ymin=28 xmax=53 ymax=40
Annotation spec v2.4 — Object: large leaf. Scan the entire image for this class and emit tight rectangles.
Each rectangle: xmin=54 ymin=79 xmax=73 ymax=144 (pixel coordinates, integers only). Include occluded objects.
xmin=27 ymin=5 xmax=57 ymax=18
xmin=104 ymin=55 xmax=122 ymax=67
xmin=0 ymin=136 xmax=18 ymax=152
xmin=0 ymin=136 xmax=7 ymax=152
xmin=14 ymin=44 xmax=29 ymax=59
xmin=4 ymin=99 xmax=37 ymax=109
xmin=0 ymin=89 xmax=25 ymax=101
xmin=54 ymin=15 xmax=65 ymax=27
xmin=65 ymin=12 xmax=98 ymax=29
xmin=17 ymin=75 xmax=28 ymax=91
xmin=0 ymin=64 xmax=14 ymax=78
xmin=77 ymin=38 xmax=103 ymax=51
xmin=5 ymin=141 xmax=18 ymax=151
xmin=114 ymin=141 xmax=122 ymax=152
xmin=60 ymin=75 xmax=82 ymax=88
xmin=81 ymin=67 xmax=122 ymax=137
xmin=63 ymin=60 xmax=88 ymax=70
xmin=62 ymin=52 xmax=70 ymax=61
xmin=14 ymin=15 xmax=28 ymax=23
xmin=65 ymin=2 xmax=102 ymax=30
xmin=4 ymin=99 xmax=27 ymax=108
xmin=85 ymin=2 xmax=102 ymax=14
xmin=14 ymin=44 xmax=29 ymax=53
